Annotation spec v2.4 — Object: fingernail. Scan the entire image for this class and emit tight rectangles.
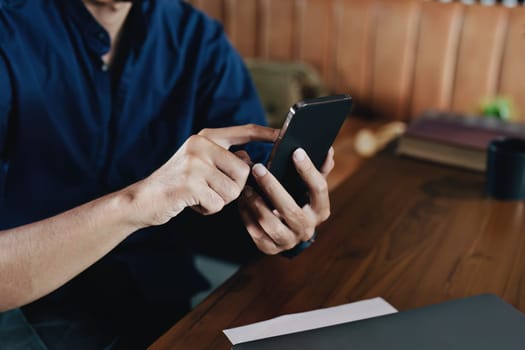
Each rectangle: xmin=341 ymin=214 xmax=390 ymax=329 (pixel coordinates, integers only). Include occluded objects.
xmin=253 ymin=163 xmax=267 ymax=177
xmin=293 ymin=148 xmax=306 ymax=162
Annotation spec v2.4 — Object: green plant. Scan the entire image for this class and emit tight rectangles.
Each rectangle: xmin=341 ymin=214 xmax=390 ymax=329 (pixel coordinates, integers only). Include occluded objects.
xmin=480 ymin=97 xmax=514 ymax=121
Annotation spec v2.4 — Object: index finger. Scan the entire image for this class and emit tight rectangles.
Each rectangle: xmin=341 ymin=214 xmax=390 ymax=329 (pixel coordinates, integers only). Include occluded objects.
xmin=198 ymin=124 xmax=280 ymax=149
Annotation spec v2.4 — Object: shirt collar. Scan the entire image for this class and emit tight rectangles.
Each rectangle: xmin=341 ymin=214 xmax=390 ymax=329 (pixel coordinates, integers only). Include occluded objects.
xmin=61 ymin=0 xmax=149 ymax=57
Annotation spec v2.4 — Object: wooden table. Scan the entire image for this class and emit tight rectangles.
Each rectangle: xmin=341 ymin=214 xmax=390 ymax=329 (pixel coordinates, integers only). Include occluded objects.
xmin=150 ymin=151 xmax=525 ymax=349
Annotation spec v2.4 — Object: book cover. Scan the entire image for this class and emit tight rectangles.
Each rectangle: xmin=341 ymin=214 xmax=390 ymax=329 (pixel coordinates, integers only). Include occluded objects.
xmin=396 ymin=110 xmax=525 ymax=171
xmin=232 ymin=295 xmax=525 ymax=350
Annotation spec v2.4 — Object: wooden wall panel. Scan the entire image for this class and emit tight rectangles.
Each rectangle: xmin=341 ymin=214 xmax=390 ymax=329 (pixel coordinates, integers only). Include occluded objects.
xmin=333 ymin=0 xmax=376 ymax=109
xmin=498 ymin=7 xmax=525 ymax=122
xmin=259 ymin=0 xmax=297 ymax=60
xmin=370 ymin=0 xmax=421 ymax=121
xmin=296 ymin=0 xmax=335 ymax=88
xmin=193 ymin=0 xmax=524 ymax=124
xmin=451 ymin=5 xmax=508 ymax=114
xmin=190 ymin=0 xmax=225 ymax=22
xmin=224 ymin=0 xmax=259 ymax=57
xmin=410 ymin=2 xmax=464 ymax=119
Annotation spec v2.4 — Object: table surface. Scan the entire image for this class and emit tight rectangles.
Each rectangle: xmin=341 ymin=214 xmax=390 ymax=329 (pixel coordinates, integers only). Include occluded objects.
xmin=150 ymin=151 xmax=525 ymax=350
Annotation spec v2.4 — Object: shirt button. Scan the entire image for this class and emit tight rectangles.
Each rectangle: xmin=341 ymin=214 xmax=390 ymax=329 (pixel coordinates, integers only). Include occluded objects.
xmin=101 ymin=62 xmax=109 ymax=72
xmin=97 ymin=32 xmax=106 ymax=41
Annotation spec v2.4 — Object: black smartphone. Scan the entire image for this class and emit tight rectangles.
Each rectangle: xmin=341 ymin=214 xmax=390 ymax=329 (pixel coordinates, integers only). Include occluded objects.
xmin=266 ymin=94 xmax=353 ymax=206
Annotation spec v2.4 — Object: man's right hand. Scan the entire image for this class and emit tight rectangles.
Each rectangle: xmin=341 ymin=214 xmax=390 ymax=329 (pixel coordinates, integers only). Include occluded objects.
xmin=131 ymin=124 xmax=279 ymax=227
xmin=0 ymin=124 xmax=278 ymax=311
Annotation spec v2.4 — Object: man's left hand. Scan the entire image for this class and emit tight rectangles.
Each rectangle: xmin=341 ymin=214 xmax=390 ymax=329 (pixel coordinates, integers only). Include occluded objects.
xmin=237 ymin=147 xmax=335 ymax=255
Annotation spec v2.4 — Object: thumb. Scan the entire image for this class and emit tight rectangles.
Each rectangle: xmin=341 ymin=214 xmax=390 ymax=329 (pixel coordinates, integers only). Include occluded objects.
xmin=198 ymin=124 xmax=279 ymax=149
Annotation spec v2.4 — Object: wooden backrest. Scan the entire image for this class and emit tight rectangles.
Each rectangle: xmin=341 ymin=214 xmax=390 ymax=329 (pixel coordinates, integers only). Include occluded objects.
xmin=189 ymin=0 xmax=525 ymax=122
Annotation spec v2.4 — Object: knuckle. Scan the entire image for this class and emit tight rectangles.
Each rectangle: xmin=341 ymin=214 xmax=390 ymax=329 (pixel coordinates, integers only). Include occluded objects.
xmin=282 ymin=237 xmax=298 ymax=251
xmin=300 ymin=224 xmax=315 ymax=241
xmin=208 ymin=199 xmax=225 ymax=215
xmin=300 ymin=216 xmax=316 ymax=238
xmin=225 ymin=185 xmax=242 ymax=203
xmin=197 ymin=128 xmax=211 ymax=137
xmin=252 ymin=236 xmax=278 ymax=255
xmin=202 ymin=192 xmax=225 ymax=215
xmin=282 ymin=239 xmax=298 ymax=251
xmin=233 ymin=184 xmax=244 ymax=199
xmin=297 ymin=157 xmax=314 ymax=172
xmin=238 ymin=162 xmax=250 ymax=181
xmin=267 ymin=221 xmax=284 ymax=237
xmin=323 ymin=161 xmax=335 ymax=175
xmin=186 ymin=134 xmax=206 ymax=151
xmin=289 ymin=207 xmax=305 ymax=222
xmin=267 ymin=245 xmax=282 ymax=255
xmin=320 ymin=207 xmax=331 ymax=222
xmin=187 ymin=134 xmax=201 ymax=144
xmin=304 ymin=225 xmax=316 ymax=240
xmin=312 ymin=180 xmax=328 ymax=195
xmin=277 ymin=234 xmax=300 ymax=251
xmin=245 ymin=224 xmax=263 ymax=240
xmin=183 ymin=153 xmax=201 ymax=170
xmin=269 ymin=224 xmax=288 ymax=245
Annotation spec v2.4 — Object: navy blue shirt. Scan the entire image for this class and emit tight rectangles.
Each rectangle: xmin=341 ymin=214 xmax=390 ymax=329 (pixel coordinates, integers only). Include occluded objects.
xmin=0 ymin=0 xmax=268 ymax=316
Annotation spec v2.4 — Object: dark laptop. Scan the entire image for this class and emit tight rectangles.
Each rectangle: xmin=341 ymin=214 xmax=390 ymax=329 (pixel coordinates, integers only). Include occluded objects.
xmin=232 ymin=294 xmax=525 ymax=349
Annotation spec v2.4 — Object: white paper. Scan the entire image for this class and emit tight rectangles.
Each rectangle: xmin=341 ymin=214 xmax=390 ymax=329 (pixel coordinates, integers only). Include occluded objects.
xmin=223 ymin=297 xmax=397 ymax=345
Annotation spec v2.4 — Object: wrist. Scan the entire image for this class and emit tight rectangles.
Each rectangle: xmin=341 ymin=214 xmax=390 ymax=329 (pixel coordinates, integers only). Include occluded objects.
xmin=115 ymin=181 xmax=153 ymax=231
xmin=119 ymin=178 xmax=185 ymax=229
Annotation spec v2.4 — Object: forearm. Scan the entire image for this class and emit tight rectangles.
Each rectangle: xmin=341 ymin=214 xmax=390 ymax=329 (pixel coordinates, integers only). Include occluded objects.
xmin=0 ymin=185 xmax=145 ymax=311
xmin=0 ymin=124 xmax=277 ymax=312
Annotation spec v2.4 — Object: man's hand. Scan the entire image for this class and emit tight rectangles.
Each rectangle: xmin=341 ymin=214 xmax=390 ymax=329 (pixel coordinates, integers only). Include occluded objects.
xmin=132 ymin=124 xmax=279 ymax=227
xmin=238 ymin=147 xmax=335 ymax=255
xmin=0 ymin=124 xmax=279 ymax=311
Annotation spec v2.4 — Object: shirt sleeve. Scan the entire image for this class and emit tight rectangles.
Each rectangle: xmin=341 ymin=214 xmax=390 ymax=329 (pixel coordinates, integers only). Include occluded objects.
xmin=195 ymin=22 xmax=272 ymax=164
xmin=0 ymin=54 xmax=12 ymax=160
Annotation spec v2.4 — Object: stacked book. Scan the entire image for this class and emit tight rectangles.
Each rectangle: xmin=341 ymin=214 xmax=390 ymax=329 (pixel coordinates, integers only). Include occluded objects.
xmin=396 ymin=110 xmax=525 ymax=172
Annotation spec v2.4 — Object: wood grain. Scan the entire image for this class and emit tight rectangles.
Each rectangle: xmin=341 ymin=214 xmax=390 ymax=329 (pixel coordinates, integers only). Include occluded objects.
xmin=451 ymin=5 xmax=508 ymax=114
xmin=190 ymin=0 xmax=525 ymax=121
xmin=333 ymin=0 xmax=375 ymax=112
xmin=410 ymin=2 xmax=464 ymax=118
xmin=498 ymin=7 xmax=525 ymax=122
xmin=370 ymin=0 xmax=421 ymax=120
xmin=150 ymin=150 xmax=525 ymax=349
xmin=258 ymin=0 xmax=297 ymax=60
xmin=295 ymin=0 xmax=335 ymax=88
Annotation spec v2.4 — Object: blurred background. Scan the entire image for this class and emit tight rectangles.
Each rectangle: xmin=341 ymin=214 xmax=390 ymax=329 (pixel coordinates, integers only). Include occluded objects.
xmin=187 ymin=0 xmax=525 ymax=306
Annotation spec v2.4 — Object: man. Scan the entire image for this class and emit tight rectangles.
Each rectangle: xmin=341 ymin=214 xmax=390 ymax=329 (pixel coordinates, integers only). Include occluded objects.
xmin=0 ymin=0 xmax=334 ymax=348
